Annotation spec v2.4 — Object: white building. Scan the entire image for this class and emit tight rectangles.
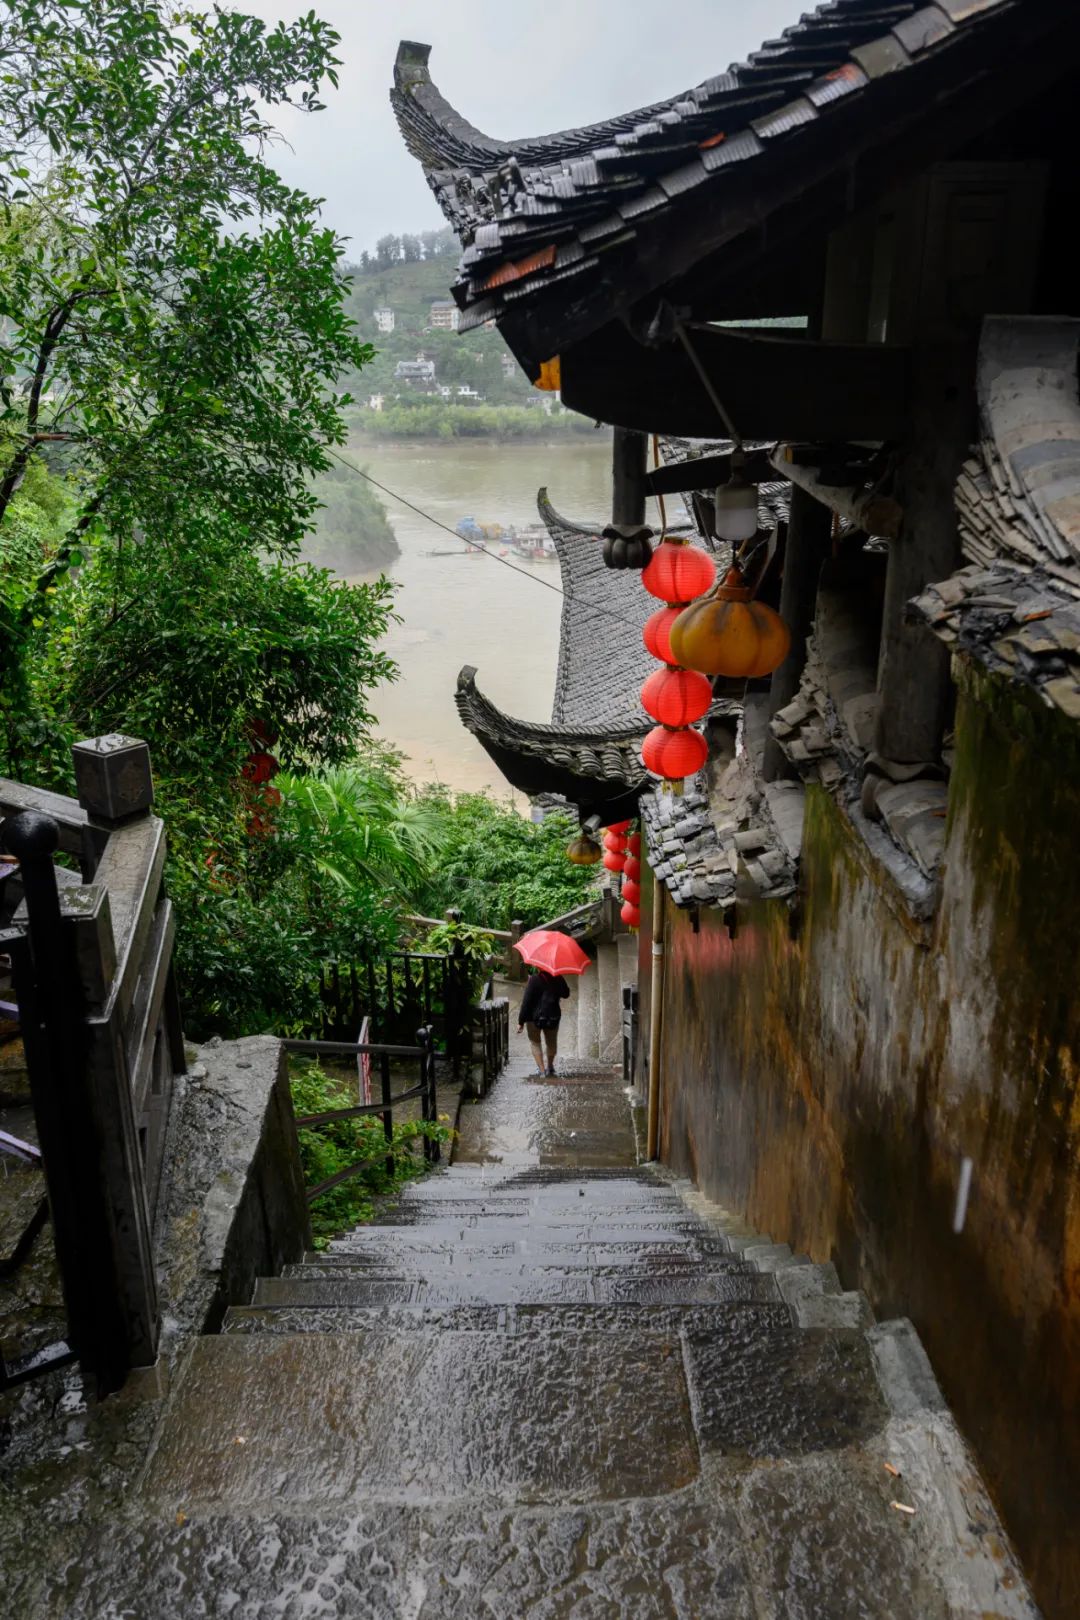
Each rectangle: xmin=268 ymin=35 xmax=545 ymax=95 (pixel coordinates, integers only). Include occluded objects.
xmin=368 ymin=393 xmax=385 ymax=412
xmin=456 ymin=384 xmax=482 ymax=401
xmin=429 ymin=299 xmax=460 ymax=332
xmin=394 ymin=358 xmax=437 ymax=387
xmin=373 ymin=307 xmax=395 ymax=334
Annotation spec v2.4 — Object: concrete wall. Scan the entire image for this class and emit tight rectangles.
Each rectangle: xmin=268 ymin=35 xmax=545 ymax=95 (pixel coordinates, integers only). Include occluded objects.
xmin=644 ymin=660 xmax=1080 ymax=1618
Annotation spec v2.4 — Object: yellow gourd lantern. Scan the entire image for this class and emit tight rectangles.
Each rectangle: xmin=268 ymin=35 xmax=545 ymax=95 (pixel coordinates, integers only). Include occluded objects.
xmin=566 ymin=833 xmax=602 ymax=866
xmin=669 ymin=564 xmax=790 ymax=679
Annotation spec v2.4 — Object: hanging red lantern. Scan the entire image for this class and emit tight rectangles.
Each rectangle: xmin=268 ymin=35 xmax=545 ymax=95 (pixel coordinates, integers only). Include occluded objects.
xmin=670 ymin=564 xmax=791 ymax=678
xmin=603 ymin=849 xmax=626 ymax=873
xmin=620 ymin=901 xmax=641 ymax=929
xmin=623 ymin=855 xmax=641 ymax=882
xmin=642 ymin=725 xmax=709 ymax=780
xmin=605 ymin=819 xmax=632 ymax=835
xmin=621 ymin=878 xmax=642 ymax=907
xmin=627 ymin=832 xmax=641 ymax=857
xmin=642 ymin=539 xmax=717 ymax=604
xmin=603 ymin=830 xmax=626 ymax=852
xmin=641 ymin=666 xmax=712 ymax=727
xmin=643 ymin=605 xmax=682 ymax=664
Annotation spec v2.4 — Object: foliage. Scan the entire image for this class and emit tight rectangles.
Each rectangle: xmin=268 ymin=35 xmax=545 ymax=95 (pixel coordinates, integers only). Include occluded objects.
xmin=420 ymin=915 xmax=498 ymax=1000
xmin=276 ymin=758 xmax=447 ymax=909
xmin=290 ymin=1060 xmax=453 ymax=1245
xmin=0 ymin=0 xmax=370 ymax=764
xmin=415 ymin=790 xmax=598 ymax=931
xmin=305 ymin=461 xmax=399 ymax=573
xmin=351 ymin=402 xmax=592 ymax=440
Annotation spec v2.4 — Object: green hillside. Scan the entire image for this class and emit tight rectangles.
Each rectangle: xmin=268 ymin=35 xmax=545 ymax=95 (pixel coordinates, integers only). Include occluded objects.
xmin=341 ymin=241 xmax=582 ymax=430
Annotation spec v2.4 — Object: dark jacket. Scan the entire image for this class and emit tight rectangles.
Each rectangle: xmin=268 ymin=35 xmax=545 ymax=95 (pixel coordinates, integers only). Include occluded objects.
xmin=519 ymin=970 xmax=570 ymax=1028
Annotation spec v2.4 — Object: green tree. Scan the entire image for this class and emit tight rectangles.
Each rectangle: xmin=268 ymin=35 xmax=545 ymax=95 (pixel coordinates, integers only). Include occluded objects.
xmin=0 ymin=0 xmax=370 ymax=770
xmin=415 ymin=790 xmax=598 ymax=930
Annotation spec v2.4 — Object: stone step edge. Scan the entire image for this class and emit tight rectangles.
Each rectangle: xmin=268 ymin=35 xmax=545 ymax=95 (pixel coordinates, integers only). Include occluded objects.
xmin=644 ymin=1168 xmax=1037 ymax=1616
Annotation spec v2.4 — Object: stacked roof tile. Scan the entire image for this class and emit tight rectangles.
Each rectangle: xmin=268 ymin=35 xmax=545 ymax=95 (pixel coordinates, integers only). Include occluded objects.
xmin=913 ymin=317 xmax=1080 ymax=721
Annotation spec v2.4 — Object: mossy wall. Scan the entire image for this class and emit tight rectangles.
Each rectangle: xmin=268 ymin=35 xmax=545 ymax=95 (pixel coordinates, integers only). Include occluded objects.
xmin=654 ymin=662 xmax=1080 ymax=1617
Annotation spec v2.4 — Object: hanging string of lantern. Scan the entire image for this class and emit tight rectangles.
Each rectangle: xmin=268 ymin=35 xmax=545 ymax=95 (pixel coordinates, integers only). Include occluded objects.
xmin=638 ymin=536 xmax=716 ymax=791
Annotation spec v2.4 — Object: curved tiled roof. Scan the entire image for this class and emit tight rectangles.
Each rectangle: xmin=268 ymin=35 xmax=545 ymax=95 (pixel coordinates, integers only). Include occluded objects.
xmin=455 ymin=666 xmax=648 ymax=802
xmin=393 ymin=1 xmax=1038 ymax=340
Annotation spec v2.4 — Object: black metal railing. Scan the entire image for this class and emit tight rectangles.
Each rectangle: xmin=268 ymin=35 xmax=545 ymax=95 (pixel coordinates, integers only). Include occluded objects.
xmin=283 ymin=1026 xmax=439 ymax=1201
xmin=471 ymin=997 xmax=510 ymax=1099
xmin=317 ymin=948 xmax=471 ymax=1065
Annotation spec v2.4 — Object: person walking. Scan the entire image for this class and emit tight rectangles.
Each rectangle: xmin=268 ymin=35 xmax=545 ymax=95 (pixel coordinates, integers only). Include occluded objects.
xmin=517 ymin=967 xmax=570 ymax=1077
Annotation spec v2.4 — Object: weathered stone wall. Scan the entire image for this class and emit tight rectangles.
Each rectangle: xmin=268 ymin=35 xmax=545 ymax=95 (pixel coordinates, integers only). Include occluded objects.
xmin=648 ymin=660 xmax=1080 ymax=1618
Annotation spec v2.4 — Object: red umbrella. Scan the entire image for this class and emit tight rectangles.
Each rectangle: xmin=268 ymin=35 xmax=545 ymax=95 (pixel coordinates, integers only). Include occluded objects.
xmin=512 ymin=929 xmax=591 ymax=976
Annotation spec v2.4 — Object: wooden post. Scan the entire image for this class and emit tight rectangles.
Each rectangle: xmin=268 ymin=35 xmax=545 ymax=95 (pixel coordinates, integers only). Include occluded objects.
xmin=612 ymin=427 xmax=647 ymax=527
xmin=763 ymin=493 xmax=834 ymax=780
xmin=873 ymin=345 xmax=972 ymax=767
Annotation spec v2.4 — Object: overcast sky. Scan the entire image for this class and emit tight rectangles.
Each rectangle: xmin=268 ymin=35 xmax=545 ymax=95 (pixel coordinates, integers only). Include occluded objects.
xmin=240 ymin=0 xmax=798 ymax=255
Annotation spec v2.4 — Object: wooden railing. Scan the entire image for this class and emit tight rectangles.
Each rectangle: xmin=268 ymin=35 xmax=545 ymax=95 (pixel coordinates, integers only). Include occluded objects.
xmin=0 ymin=736 xmax=185 ymax=1394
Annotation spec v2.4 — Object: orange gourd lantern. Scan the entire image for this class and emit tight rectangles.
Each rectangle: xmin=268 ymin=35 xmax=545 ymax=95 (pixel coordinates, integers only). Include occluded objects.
xmin=566 ymin=834 xmax=602 ymax=865
xmin=670 ymin=564 xmax=790 ymax=679
xmin=641 ymin=666 xmax=712 ymax=727
xmin=643 ymin=606 xmax=681 ymax=664
xmin=642 ymin=538 xmax=716 ymax=604
xmin=621 ymin=900 xmax=641 ymax=929
xmin=642 ymin=725 xmax=709 ymax=780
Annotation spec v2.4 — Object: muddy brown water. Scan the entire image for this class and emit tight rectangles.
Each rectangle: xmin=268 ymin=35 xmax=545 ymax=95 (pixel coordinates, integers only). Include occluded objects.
xmin=321 ymin=434 xmax=619 ymax=796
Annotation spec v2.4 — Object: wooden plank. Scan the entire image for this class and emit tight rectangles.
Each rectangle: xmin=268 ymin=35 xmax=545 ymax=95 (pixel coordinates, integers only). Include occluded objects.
xmin=612 ymin=427 xmax=647 ymax=526
xmin=560 ymin=322 xmax=910 ymax=441
xmin=645 ymin=447 xmax=776 ymax=496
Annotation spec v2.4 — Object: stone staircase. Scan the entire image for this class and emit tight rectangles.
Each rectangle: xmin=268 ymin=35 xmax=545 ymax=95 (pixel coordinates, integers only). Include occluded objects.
xmin=49 ymin=955 xmax=1034 ymax=1617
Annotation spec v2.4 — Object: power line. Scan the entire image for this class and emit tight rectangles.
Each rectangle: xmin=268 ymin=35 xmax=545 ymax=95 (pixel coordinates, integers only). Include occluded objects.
xmin=324 ymin=444 xmax=644 ymax=631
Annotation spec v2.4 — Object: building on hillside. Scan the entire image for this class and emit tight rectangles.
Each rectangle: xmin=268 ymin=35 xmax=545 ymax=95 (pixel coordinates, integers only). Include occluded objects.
xmin=373 ymin=306 xmax=395 ymax=334
xmin=429 ymin=298 xmax=460 ymax=331
xmin=395 ymin=5 xmax=1080 ymax=1613
xmin=500 ymin=352 xmax=517 ymax=381
xmin=367 ymin=393 xmax=385 ymax=412
xmin=393 ymin=358 xmax=436 ymax=389
xmin=455 ymin=384 xmax=482 ymax=402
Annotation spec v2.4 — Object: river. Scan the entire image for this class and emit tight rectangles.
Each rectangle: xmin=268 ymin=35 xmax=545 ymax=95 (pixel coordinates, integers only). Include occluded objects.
xmin=333 ymin=434 xmax=615 ymax=796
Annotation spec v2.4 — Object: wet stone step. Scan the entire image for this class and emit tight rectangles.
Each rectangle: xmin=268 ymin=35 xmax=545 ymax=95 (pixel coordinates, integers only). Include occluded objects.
xmin=222 ymin=1301 xmax=796 ymax=1336
xmin=301 ymin=1241 xmax=743 ymax=1271
xmin=253 ymin=1269 xmax=780 ymax=1309
xmin=141 ymin=1329 xmax=701 ymax=1510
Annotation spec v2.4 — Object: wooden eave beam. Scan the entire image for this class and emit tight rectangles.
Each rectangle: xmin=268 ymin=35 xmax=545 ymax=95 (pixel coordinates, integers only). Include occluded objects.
xmin=771 ymin=445 xmax=902 ymax=536
xmin=645 ymin=447 xmax=777 ymax=497
xmin=560 ymin=323 xmax=910 ymax=442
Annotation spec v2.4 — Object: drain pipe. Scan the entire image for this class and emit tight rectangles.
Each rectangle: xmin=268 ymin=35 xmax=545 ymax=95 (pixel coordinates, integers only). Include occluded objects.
xmin=646 ymin=872 xmax=665 ymax=1161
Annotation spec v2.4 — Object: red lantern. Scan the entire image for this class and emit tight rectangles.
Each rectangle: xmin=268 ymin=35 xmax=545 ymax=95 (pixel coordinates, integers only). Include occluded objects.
xmin=605 ymin=819 xmax=631 ymax=835
xmin=643 ymin=606 xmax=681 ymax=664
xmin=641 ymin=666 xmax=712 ymax=727
xmin=603 ymin=830 xmax=626 ymax=854
xmin=603 ymin=850 xmax=626 ymax=873
xmin=627 ymin=832 xmax=641 ymax=857
xmin=242 ymin=750 xmax=278 ymax=784
xmin=621 ymin=901 xmax=641 ymax=929
xmin=621 ymin=878 xmax=642 ymax=907
xmin=642 ymin=539 xmax=716 ymax=604
xmin=623 ymin=855 xmax=641 ymax=882
xmin=642 ymin=725 xmax=709 ymax=780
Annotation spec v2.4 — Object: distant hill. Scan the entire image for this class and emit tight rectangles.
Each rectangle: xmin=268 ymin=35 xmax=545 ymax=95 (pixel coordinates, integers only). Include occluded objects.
xmin=340 ymin=248 xmax=536 ymax=408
